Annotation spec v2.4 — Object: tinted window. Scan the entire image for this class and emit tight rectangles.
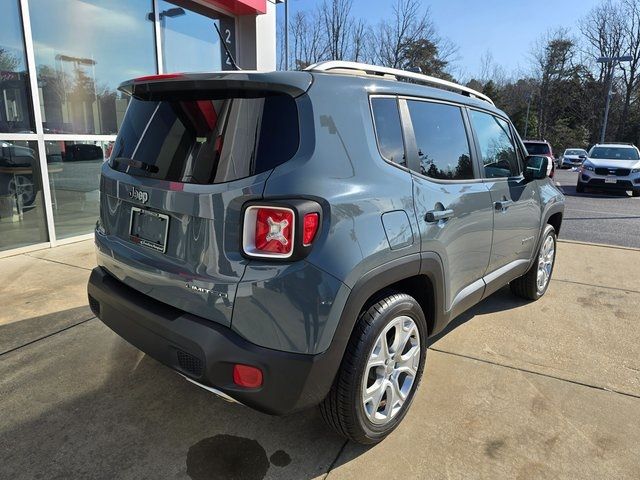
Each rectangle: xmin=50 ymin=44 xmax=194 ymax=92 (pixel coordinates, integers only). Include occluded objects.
xmin=589 ymin=146 xmax=639 ymax=160
xmin=470 ymin=111 xmax=520 ymax=178
xmin=371 ymin=97 xmax=405 ymax=165
xmin=111 ymin=95 xmax=299 ymax=184
xmin=523 ymin=142 xmax=551 ymax=156
xmin=565 ymin=149 xmax=587 ymax=156
xmin=407 ymin=100 xmax=473 ymax=180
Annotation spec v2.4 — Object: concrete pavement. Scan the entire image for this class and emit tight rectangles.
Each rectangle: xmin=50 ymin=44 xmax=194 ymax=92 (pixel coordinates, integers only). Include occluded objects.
xmin=0 ymin=239 xmax=639 ymax=479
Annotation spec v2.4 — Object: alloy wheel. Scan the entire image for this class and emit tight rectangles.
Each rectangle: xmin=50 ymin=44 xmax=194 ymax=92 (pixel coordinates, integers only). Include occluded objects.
xmin=361 ymin=315 xmax=420 ymax=425
xmin=536 ymin=234 xmax=555 ymax=292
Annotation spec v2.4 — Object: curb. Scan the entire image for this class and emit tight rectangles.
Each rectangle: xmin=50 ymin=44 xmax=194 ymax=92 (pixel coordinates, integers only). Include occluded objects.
xmin=558 ymin=238 xmax=640 ymax=252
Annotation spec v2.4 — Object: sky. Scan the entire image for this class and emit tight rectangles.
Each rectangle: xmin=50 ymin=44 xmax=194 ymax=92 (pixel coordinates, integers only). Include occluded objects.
xmin=278 ymin=0 xmax=604 ymax=78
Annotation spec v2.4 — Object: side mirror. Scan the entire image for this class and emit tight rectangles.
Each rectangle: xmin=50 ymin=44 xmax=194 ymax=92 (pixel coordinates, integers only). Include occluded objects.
xmin=524 ymin=155 xmax=548 ymax=181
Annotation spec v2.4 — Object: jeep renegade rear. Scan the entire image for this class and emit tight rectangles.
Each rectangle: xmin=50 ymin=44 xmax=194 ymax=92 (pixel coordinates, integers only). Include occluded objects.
xmin=88 ymin=62 xmax=564 ymax=444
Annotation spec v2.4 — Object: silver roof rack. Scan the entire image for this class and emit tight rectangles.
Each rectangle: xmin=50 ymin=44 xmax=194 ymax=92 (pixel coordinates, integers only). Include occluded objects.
xmin=305 ymin=60 xmax=494 ymax=106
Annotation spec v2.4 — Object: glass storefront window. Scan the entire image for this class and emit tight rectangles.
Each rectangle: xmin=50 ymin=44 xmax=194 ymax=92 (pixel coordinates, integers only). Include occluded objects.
xmin=0 ymin=140 xmax=48 ymax=251
xmin=29 ymin=0 xmax=156 ymax=135
xmin=45 ymin=140 xmax=111 ymax=239
xmin=0 ymin=0 xmax=35 ymax=133
xmin=159 ymin=0 xmax=236 ymax=72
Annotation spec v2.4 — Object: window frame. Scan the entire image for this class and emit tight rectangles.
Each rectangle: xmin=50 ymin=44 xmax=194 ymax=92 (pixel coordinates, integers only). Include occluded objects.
xmin=398 ymin=96 xmax=482 ymax=184
xmin=368 ymin=94 xmax=412 ymax=173
xmin=466 ymin=106 xmax=524 ymax=181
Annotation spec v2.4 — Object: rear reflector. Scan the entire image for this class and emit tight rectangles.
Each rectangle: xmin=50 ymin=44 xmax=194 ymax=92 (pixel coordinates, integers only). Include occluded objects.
xmin=233 ymin=364 xmax=263 ymax=388
xmin=303 ymin=213 xmax=319 ymax=245
xmin=243 ymin=206 xmax=295 ymax=258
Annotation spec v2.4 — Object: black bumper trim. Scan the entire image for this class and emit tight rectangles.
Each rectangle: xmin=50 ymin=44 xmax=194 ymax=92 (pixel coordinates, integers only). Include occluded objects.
xmin=87 ymin=267 xmax=338 ymax=415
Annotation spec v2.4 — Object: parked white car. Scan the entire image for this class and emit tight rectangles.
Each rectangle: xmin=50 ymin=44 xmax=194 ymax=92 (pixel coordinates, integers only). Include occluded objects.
xmin=577 ymin=143 xmax=640 ymax=197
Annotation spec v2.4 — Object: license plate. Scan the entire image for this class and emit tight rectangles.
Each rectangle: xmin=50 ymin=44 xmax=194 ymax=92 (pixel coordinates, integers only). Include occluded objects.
xmin=604 ymin=177 xmax=617 ymax=184
xmin=129 ymin=207 xmax=169 ymax=253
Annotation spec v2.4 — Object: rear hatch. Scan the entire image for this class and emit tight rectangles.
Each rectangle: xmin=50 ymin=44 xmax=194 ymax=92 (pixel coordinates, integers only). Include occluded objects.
xmin=96 ymin=72 xmax=311 ymax=325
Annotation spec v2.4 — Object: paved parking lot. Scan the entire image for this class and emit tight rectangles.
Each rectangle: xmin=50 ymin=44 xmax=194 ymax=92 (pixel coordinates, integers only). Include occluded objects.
xmin=1 ymin=238 xmax=639 ymax=479
xmin=554 ymin=168 xmax=640 ymax=248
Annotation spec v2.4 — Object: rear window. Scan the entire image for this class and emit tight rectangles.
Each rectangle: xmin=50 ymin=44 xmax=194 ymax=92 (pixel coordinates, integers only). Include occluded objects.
xmin=524 ymin=142 xmax=551 ymax=155
xmin=589 ymin=146 xmax=639 ymax=160
xmin=110 ymin=95 xmax=299 ymax=184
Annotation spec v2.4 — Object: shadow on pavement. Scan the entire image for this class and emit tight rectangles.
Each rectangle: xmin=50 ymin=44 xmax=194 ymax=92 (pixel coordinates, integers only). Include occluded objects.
xmin=1 ymin=286 xmax=545 ymax=479
xmin=428 ymin=286 xmax=529 ymax=346
xmin=0 ymin=305 xmax=94 ymax=354
xmin=0 ymin=319 xmax=349 ymax=480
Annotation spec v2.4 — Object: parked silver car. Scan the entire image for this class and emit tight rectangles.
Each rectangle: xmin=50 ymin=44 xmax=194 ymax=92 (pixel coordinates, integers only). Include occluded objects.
xmin=577 ymin=143 xmax=640 ymax=196
xmin=560 ymin=148 xmax=587 ymax=168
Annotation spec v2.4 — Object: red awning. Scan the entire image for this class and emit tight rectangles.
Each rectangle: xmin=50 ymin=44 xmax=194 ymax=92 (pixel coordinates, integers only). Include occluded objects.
xmin=202 ymin=0 xmax=266 ymax=15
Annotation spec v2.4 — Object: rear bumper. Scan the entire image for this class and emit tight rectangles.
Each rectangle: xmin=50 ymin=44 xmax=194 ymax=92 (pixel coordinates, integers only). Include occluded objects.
xmin=87 ymin=267 xmax=338 ymax=415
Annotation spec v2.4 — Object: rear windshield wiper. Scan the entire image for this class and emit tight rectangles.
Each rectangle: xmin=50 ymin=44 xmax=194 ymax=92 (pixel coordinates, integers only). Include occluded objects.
xmin=113 ymin=157 xmax=159 ymax=174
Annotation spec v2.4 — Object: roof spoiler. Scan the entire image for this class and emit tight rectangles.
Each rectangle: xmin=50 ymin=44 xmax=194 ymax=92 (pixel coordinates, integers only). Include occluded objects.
xmin=118 ymin=71 xmax=313 ymax=100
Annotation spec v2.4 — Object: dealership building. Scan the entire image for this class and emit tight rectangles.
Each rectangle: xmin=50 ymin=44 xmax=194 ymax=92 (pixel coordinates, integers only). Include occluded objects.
xmin=0 ymin=0 xmax=278 ymax=256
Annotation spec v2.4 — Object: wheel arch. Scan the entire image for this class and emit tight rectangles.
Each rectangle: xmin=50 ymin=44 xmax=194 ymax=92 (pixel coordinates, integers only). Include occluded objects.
xmin=322 ymin=253 xmax=444 ymax=371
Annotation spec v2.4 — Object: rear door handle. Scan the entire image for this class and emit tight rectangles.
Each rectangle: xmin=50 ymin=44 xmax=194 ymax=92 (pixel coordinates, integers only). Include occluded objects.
xmin=494 ymin=199 xmax=513 ymax=212
xmin=425 ymin=209 xmax=454 ymax=223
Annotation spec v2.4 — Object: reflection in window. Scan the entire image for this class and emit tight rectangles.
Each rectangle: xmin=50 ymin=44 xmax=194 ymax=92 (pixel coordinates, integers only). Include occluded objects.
xmin=29 ymin=0 xmax=156 ymax=134
xmin=159 ymin=0 xmax=236 ymax=72
xmin=407 ymin=101 xmax=473 ymax=180
xmin=469 ymin=110 xmax=520 ymax=178
xmin=0 ymin=141 xmax=48 ymax=250
xmin=45 ymin=140 xmax=111 ymax=239
xmin=0 ymin=1 xmax=35 ymax=133
xmin=371 ymin=98 xmax=405 ymax=165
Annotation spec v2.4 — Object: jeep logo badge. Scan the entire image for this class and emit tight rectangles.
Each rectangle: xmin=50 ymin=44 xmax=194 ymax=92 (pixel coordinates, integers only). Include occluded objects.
xmin=129 ymin=186 xmax=149 ymax=204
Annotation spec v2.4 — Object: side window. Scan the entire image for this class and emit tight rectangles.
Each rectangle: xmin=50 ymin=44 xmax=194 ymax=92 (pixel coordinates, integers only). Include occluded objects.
xmin=407 ymin=100 xmax=473 ymax=180
xmin=371 ymin=97 xmax=405 ymax=166
xmin=469 ymin=110 xmax=520 ymax=178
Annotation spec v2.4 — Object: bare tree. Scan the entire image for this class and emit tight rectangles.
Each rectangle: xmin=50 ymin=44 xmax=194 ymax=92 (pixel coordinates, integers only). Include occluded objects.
xmin=369 ymin=0 xmax=437 ymax=68
xmin=617 ymin=0 xmax=640 ymax=136
xmin=289 ymin=10 xmax=327 ymax=69
xmin=581 ymin=0 xmax=624 ymax=82
xmin=320 ymin=0 xmax=354 ymax=61
xmin=479 ymin=51 xmax=507 ymax=86
xmin=351 ymin=19 xmax=367 ymax=62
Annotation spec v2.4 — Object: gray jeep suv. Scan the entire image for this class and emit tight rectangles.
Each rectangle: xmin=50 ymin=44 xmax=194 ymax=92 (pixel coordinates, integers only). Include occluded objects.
xmin=87 ymin=61 xmax=564 ymax=444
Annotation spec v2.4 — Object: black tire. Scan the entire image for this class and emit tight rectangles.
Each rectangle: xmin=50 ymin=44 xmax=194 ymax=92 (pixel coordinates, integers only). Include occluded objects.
xmin=575 ymin=181 xmax=585 ymax=193
xmin=320 ymin=292 xmax=428 ymax=444
xmin=633 ymin=190 xmax=640 ymax=198
xmin=510 ymin=224 xmax=557 ymax=301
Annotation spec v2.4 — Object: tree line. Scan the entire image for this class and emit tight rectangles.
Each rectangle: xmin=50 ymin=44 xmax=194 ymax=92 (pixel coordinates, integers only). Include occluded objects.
xmin=279 ymin=0 xmax=640 ymax=153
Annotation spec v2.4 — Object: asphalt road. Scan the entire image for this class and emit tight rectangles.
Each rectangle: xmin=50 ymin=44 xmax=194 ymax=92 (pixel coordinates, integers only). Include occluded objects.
xmin=553 ymin=168 xmax=640 ymax=248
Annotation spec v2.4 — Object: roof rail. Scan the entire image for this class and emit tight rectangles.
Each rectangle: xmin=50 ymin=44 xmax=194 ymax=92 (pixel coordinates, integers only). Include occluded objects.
xmin=305 ymin=60 xmax=494 ymax=106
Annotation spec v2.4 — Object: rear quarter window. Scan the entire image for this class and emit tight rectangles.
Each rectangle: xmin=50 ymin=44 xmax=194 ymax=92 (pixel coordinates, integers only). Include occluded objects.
xmin=110 ymin=94 xmax=299 ymax=184
xmin=371 ymin=97 xmax=405 ymax=166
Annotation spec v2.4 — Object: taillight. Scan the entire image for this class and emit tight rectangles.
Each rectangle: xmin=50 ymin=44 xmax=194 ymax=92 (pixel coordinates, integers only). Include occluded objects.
xmin=242 ymin=202 xmax=322 ymax=260
xmin=303 ymin=213 xmax=319 ymax=245
xmin=243 ymin=206 xmax=295 ymax=258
